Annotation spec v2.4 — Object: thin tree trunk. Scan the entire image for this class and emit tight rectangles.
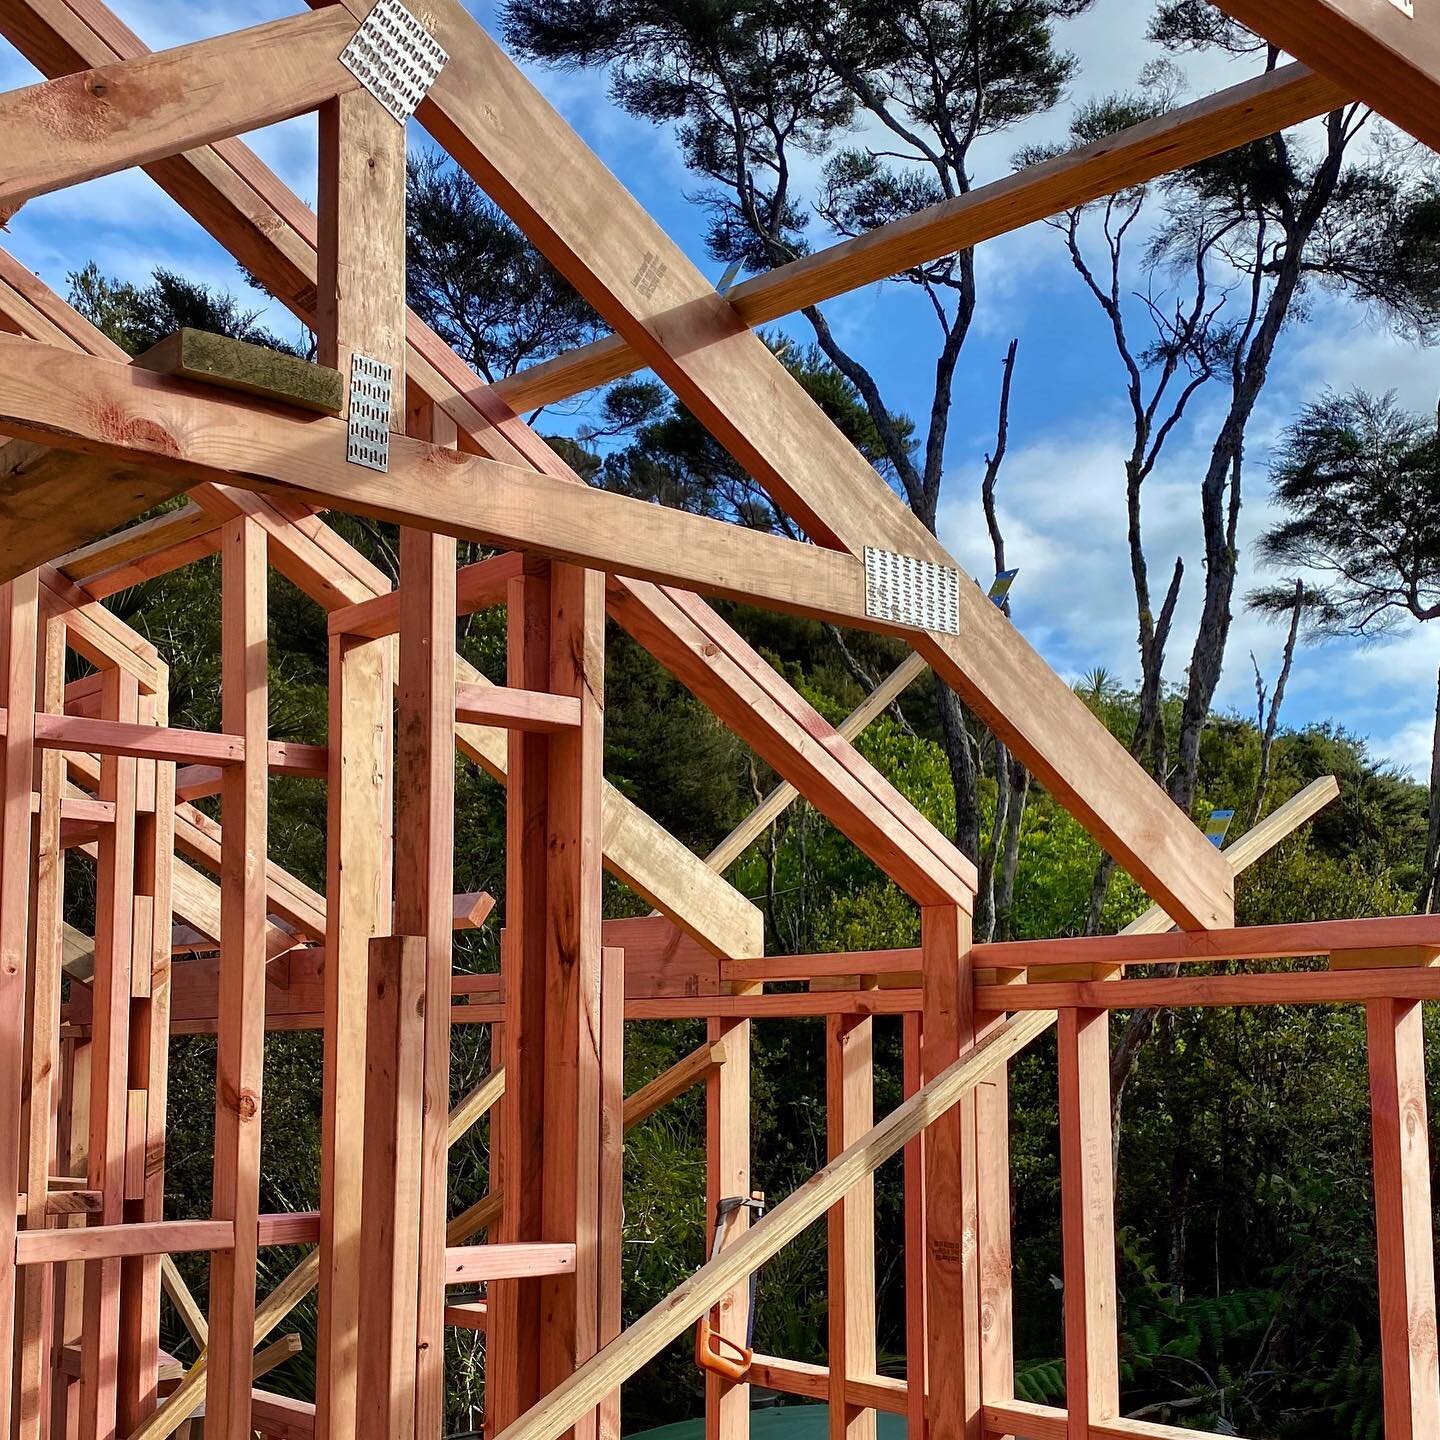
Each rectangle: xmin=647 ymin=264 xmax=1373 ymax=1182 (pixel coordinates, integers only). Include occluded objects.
xmin=1248 ymin=578 xmax=1304 ymax=828
xmin=1085 ymin=558 xmax=1184 ymax=933
xmin=993 ymin=752 xmax=1029 ymax=942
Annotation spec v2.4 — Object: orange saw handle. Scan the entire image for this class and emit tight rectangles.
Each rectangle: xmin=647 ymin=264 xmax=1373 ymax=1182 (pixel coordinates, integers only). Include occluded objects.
xmin=693 ymin=1193 xmax=765 ymax=1383
xmin=695 ymin=1311 xmax=753 ymax=1382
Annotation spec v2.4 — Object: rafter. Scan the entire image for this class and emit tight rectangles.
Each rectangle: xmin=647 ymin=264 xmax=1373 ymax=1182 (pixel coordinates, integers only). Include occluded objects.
xmin=1213 ymin=0 xmax=1440 ymax=152
xmin=491 ymin=63 xmax=1346 ymax=412
xmin=0 ymin=9 xmax=361 ymax=211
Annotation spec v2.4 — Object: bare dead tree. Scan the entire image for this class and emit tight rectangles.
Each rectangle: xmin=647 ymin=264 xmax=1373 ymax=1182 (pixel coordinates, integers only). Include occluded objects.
xmin=1247 ymin=577 xmax=1306 ymax=827
xmin=977 ymin=340 xmax=1029 ymax=942
xmin=1043 ymin=165 xmax=1225 ymax=933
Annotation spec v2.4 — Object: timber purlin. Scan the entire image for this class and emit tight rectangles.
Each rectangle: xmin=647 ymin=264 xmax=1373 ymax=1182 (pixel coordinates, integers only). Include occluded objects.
xmin=0 ymin=4 xmax=1434 ymax=1440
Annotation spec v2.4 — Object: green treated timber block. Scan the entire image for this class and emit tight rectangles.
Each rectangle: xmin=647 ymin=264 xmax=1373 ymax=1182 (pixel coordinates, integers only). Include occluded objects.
xmin=135 ymin=328 xmax=344 ymax=416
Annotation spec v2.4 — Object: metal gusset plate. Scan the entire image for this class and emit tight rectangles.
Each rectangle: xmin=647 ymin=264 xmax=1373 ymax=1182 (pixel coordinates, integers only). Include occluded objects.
xmin=339 ymin=0 xmax=448 ymax=125
xmin=863 ymin=547 xmax=960 ymax=634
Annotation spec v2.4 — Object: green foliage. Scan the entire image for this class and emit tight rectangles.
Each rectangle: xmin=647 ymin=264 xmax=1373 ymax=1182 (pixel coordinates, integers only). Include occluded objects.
xmin=406 ymin=152 xmax=605 ymax=382
xmin=595 ymin=338 xmax=915 ymax=531
xmin=66 ymin=261 xmax=300 ymax=357
xmin=1254 ymin=389 xmax=1440 ymax=635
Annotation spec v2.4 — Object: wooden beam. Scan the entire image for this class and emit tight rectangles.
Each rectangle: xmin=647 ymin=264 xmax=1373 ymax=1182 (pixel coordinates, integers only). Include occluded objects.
xmin=623 ymin=1041 xmax=727 ymax=1130
xmin=135 ymin=329 xmax=343 ymax=416
xmin=455 ymin=682 xmax=582 ymax=733
xmin=490 ymin=61 xmax=1346 ymax=411
xmin=826 ymin=1006 xmax=877 ymax=1440
xmin=746 ymin=1357 xmax=907 ymax=1416
xmin=118 ymin=671 xmax=178 ymax=1431
xmin=454 ymin=890 xmax=498 ymax=932
xmin=15 ymin=613 xmax=64 ymax=1435
xmin=0 ymin=341 xmax=870 ymax=619
xmin=1214 ymin=0 xmax=1438 ymax=152
xmin=919 ymin=905 xmax=980 ymax=1440
xmin=396 ymin=514 xmax=458 ymax=1438
xmin=0 ymin=570 xmax=38 ymax=1439
xmin=255 ymin=1213 xmax=322 ymax=1247
xmin=57 ymin=503 xmax=220 ymax=594
xmin=608 ymin=580 xmax=974 ymax=907
xmin=161 ymin=1255 xmax=208 ymax=1349
xmin=313 ymin=70 xmax=406 ymax=1440
xmin=971 ymin=913 xmax=1440 ymax=970
xmin=0 ymin=9 xmax=361 ymax=210
xmin=486 ymin=1009 xmax=1056 ymax=1440
xmin=599 ymin=941 xmax=624 ymax=1440
xmin=16 ymin=1221 xmax=234 ymax=1265
xmin=1366 ymin=997 xmax=1440 ymax=1440
xmin=206 ymin=515 xmax=269 ymax=1440
xmin=447 ymin=1066 xmax=506 ymax=1147
xmin=337 ymin=0 xmax=1236 ymax=930
xmin=706 ymin=1002 xmax=753 ymax=1440
xmin=545 ymin=564 xmax=605 ymax=1438
xmin=443 ymin=1244 xmax=579 ymax=1284
xmin=315 ymin=630 xmax=391 ymax=1440
xmin=355 ymin=934 xmax=427 ymax=1440
xmin=316 ymin=88 xmax=407 ymax=430
xmin=0 ymin=435 xmax=193 ymax=593
xmin=704 ymin=652 xmax=927 ymax=873
xmin=30 ymin=713 xmax=245 ymax=765
xmin=977 ymin=968 xmax=1440 ymax=1011
xmin=81 ymin=664 xmax=139 ymax=1440
xmin=1057 ymin=1009 xmax=1119 ymax=1438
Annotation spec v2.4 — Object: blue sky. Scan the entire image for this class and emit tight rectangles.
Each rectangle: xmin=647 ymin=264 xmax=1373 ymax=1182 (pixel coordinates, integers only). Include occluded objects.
xmin=4 ymin=1 xmax=1437 ymax=780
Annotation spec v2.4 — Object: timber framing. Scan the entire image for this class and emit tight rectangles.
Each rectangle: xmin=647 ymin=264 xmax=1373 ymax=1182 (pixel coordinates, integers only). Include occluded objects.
xmin=0 ymin=4 xmax=1433 ymax=1440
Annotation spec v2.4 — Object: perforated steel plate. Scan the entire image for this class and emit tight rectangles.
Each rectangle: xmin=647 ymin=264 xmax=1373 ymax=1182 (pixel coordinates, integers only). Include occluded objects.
xmin=347 ymin=353 xmax=393 ymax=472
xmin=339 ymin=0 xmax=448 ymax=125
xmin=863 ymin=547 xmax=960 ymax=634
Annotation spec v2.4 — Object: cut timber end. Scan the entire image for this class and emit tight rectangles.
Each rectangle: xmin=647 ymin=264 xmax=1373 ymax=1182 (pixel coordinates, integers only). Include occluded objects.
xmin=135 ymin=329 xmax=344 ymax=416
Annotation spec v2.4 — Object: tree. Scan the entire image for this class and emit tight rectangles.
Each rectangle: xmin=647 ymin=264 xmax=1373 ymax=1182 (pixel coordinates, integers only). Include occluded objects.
xmin=67 ymin=261 xmax=300 ymax=357
xmin=1026 ymin=6 xmax=1440 ymax=1134
xmin=1252 ymin=388 xmax=1440 ymax=910
xmin=1245 ymin=576 xmax=1308 ymax=827
xmin=1019 ymin=64 xmax=1230 ymax=931
xmin=406 ymin=152 xmax=606 ymax=388
xmin=1142 ymin=5 xmax=1440 ymax=816
xmin=501 ymin=0 xmax=1087 ymax=935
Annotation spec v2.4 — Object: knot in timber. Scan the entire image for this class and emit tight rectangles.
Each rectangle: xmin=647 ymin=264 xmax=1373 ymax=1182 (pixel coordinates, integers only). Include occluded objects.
xmin=90 ymin=402 xmax=184 ymax=461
